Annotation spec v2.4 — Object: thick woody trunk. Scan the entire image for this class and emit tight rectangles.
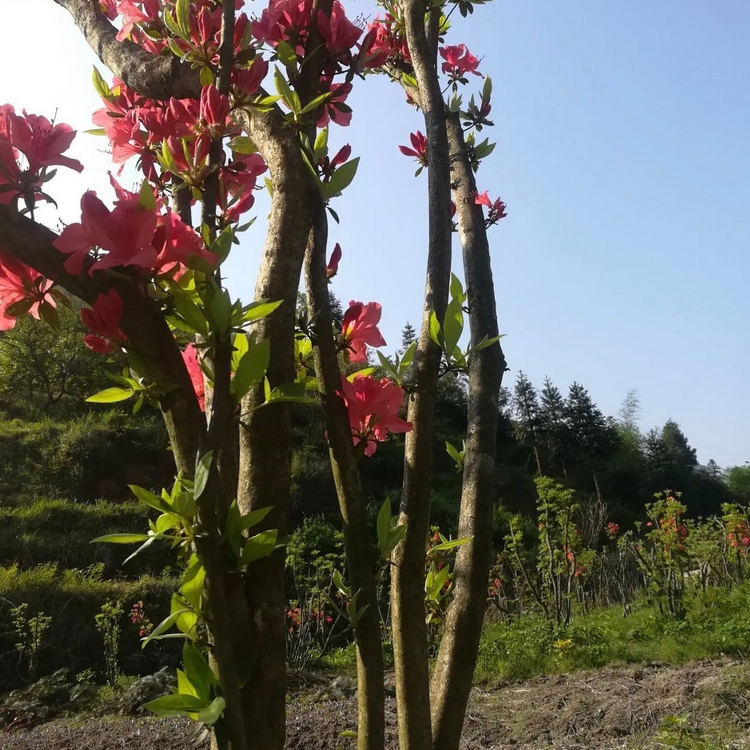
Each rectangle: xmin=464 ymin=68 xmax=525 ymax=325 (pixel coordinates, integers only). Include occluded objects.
xmin=305 ymin=207 xmax=385 ymax=750
xmin=430 ymin=113 xmax=506 ymax=750
xmin=235 ymin=110 xmax=316 ymax=750
xmin=391 ymin=5 xmax=453 ymax=750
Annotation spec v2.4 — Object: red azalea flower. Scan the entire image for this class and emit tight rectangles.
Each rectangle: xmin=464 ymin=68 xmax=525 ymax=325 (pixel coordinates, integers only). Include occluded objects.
xmin=341 ymin=301 xmax=386 ymax=362
xmin=81 ymin=289 xmax=126 ymax=354
xmin=337 ymin=374 xmax=412 ymax=456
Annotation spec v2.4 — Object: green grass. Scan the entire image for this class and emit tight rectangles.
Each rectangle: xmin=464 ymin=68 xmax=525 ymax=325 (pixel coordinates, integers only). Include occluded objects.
xmin=0 ymin=498 xmax=174 ymax=575
xmin=475 ymin=584 xmax=750 ymax=683
xmin=321 ymin=584 xmax=750 ymax=684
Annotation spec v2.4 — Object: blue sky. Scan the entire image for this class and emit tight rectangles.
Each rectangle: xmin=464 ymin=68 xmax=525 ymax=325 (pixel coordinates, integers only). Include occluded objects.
xmin=3 ymin=0 xmax=749 ymax=466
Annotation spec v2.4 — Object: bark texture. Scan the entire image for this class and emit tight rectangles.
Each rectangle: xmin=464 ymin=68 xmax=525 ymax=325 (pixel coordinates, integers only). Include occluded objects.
xmin=390 ymin=5 xmax=454 ymax=749
xmin=430 ymin=113 xmax=506 ymax=750
xmin=305 ymin=207 xmax=385 ymax=750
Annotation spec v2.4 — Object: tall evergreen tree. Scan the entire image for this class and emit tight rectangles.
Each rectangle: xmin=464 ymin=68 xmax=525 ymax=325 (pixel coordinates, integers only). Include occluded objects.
xmin=513 ymin=371 xmax=543 ymax=474
xmin=537 ymin=377 xmax=568 ymax=476
xmin=564 ymin=382 xmax=618 ymax=500
xmin=399 ymin=321 xmax=417 ymax=355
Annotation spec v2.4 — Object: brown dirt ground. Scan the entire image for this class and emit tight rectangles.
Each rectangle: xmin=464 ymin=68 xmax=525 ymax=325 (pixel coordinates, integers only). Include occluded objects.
xmin=3 ymin=658 xmax=750 ymax=749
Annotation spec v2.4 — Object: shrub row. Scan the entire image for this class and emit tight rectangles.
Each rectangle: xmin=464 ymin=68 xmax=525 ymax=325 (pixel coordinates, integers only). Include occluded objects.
xmin=0 ymin=565 xmax=178 ymax=690
xmin=0 ymin=499 xmax=175 ymax=575
xmin=0 ymin=411 xmax=172 ymax=503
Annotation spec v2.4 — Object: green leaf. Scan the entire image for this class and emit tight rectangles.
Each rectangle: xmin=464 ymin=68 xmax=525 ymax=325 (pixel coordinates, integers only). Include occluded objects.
xmin=240 ymin=505 xmax=273 ymax=533
xmin=228 ymin=136 xmax=258 ymax=155
xmin=91 ymin=533 xmax=150 ymax=544
xmin=232 ymin=338 xmax=271 ymax=401
xmin=324 ymin=157 xmax=360 ymax=199
xmin=332 ymin=569 xmax=347 ymax=596
xmin=86 ymin=387 xmax=133 ymax=403
xmin=232 ymin=332 xmax=249 ymax=372
xmin=428 ymin=310 xmax=442 ymax=347
xmin=313 ymin=127 xmax=329 ymax=160
xmin=381 ymin=524 xmax=406 ymax=559
xmin=181 ymin=557 xmax=206 ymax=610
xmin=240 ymin=299 xmax=283 ymax=324
xmin=275 ymin=40 xmax=297 ymax=68
xmin=172 ymin=593 xmax=198 ymax=637
xmin=400 ymin=341 xmax=416 ymax=372
xmin=428 ymin=537 xmax=473 ymax=554
xmin=471 ymin=334 xmax=504 ymax=352
xmin=442 ymin=298 xmax=464 ymax=355
xmin=273 ymin=66 xmax=301 ymax=114
xmin=162 ymin=6 xmax=184 ymax=39
xmin=240 ymin=529 xmax=278 ymax=566
xmin=298 ymin=91 xmax=331 ymax=116
xmin=194 ymin=450 xmax=214 ymax=501
xmin=199 ymin=66 xmax=214 ymax=87
xmin=91 ymin=66 xmax=111 ymax=100
xmin=197 ymin=696 xmax=226 ymax=726
xmin=445 ymin=441 xmax=462 ymax=462
xmin=377 ymin=499 xmax=392 ymax=556
xmin=123 ymin=535 xmax=157 ymax=565
xmin=183 ymin=642 xmax=215 ymax=703
xmin=138 ymin=179 xmax=156 ymax=211
xmin=141 ymin=609 xmax=186 ymax=649
xmin=129 ymin=484 xmax=173 ymax=514
xmin=376 ymin=351 xmax=395 ymax=377
xmin=144 ymin=693 xmax=207 ymax=716
xmin=450 ymin=273 xmax=465 ymax=303
xmin=170 ymin=284 xmax=208 ymax=336
xmin=175 ymin=0 xmax=190 ymax=38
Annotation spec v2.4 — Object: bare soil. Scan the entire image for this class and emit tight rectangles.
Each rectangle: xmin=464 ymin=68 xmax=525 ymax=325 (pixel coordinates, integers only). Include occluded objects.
xmin=3 ymin=658 xmax=750 ymax=749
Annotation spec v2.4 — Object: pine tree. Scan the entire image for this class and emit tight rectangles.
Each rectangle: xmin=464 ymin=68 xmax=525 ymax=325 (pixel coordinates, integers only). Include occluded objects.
xmin=399 ymin=321 xmax=417 ymax=355
xmin=513 ymin=371 xmax=543 ymax=474
xmin=537 ymin=377 xmax=568 ymax=475
xmin=564 ymin=382 xmax=618 ymax=499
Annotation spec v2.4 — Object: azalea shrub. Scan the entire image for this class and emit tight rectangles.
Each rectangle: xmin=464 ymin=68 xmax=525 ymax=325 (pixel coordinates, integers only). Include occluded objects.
xmin=0 ymin=0 xmax=509 ymax=746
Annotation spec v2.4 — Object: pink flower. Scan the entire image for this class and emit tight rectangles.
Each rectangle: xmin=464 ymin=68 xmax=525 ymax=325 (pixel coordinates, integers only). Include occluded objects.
xmin=326 ymin=243 xmax=342 ymax=280
xmin=341 ymin=301 xmax=386 ymax=362
xmin=357 ymin=17 xmax=400 ymax=68
xmin=318 ymin=1 xmax=362 ymax=55
xmin=0 ymin=252 xmax=54 ymax=330
xmin=317 ymin=83 xmax=353 ymax=128
xmin=398 ymin=131 xmax=427 ymax=166
xmin=474 ymin=191 xmax=507 ymax=224
xmin=182 ymin=343 xmax=206 ymax=411
xmin=330 ymin=145 xmax=351 ymax=168
xmin=439 ymin=44 xmax=481 ymax=78
xmin=252 ymin=0 xmax=314 ymax=48
xmin=337 ymin=374 xmax=412 ymax=456
xmin=81 ymin=289 xmax=126 ymax=354
xmin=6 ymin=111 xmax=83 ymax=175
xmin=54 ymin=191 xmax=158 ymax=275
xmin=115 ymin=0 xmax=156 ymax=41
xmin=152 ymin=209 xmax=215 ymax=274
xmin=198 ymin=85 xmax=231 ymax=138
xmin=232 ymin=58 xmax=269 ymax=101
xmin=99 ymin=0 xmax=118 ymax=19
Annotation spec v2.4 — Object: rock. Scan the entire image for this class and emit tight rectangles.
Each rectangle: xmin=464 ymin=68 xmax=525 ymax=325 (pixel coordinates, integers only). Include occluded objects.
xmin=116 ymin=668 xmax=174 ymax=715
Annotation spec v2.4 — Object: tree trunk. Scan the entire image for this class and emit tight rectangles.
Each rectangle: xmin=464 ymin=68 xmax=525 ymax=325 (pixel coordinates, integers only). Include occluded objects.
xmin=233 ymin=108 xmax=318 ymax=750
xmin=430 ymin=113 xmax=506 ymax=750
xmin=391 ymin=5 xmax=454 ymax=749
xmin=305 ymin=207 xmax=385 ymax=750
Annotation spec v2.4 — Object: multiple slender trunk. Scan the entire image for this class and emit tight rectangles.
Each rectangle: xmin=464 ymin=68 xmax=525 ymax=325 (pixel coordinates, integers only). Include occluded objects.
xmin=11 ymin=3 xmax=509 ymax=749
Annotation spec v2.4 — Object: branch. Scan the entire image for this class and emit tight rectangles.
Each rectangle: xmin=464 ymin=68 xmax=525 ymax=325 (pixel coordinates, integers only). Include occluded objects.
xmin=0 ymin=205 xmax=204 ymax=473
xmin=52 ymin=0 xmax=201 ymax=99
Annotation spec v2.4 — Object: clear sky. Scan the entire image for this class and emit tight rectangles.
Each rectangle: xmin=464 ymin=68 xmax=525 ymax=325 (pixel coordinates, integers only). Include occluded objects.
xmin=2 ymin=0 xmax=749 ymax=467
